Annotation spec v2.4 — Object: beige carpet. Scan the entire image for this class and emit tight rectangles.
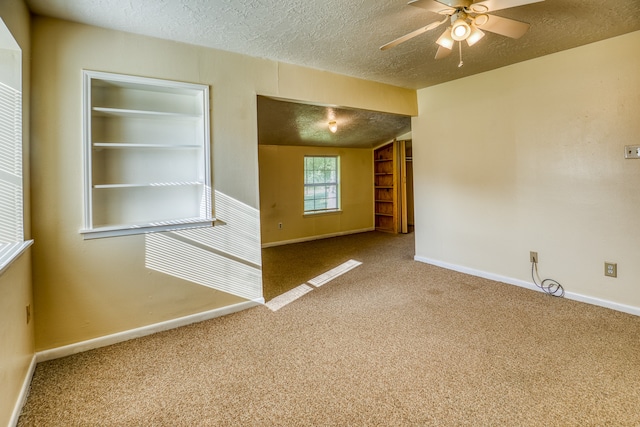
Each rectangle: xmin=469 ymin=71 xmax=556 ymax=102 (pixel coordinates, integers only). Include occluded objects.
xmin=19 ymin=232 xmax=640 ymax=426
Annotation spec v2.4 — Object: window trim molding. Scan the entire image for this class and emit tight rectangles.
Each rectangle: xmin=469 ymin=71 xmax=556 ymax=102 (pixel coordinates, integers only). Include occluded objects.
xmin=0 ymin=18 xmax=29 ymax=276
xmin=303 ymin=155 xmax=341 ymax=214
xmin=303 ymin=209 xmax=342 ymax=217
xmin=0 ymin=240 xmax=33 ymax=276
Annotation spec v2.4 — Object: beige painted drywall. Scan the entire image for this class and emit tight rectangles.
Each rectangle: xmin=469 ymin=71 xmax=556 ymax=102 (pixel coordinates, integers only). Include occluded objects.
xmin=259 ymin=145 xmax=374 ymax=245
xmin=0 ymin=1 xmax=32 ymax=425
xmin=412 ymin=31 xmax=640 ymax=309
xmin=276 ymin=63 xmax=416 ymax=117
xmin=30 ymin=16 xmax=417 ymax=351
xmin=0 ymin=253 xmax=33 ymax=426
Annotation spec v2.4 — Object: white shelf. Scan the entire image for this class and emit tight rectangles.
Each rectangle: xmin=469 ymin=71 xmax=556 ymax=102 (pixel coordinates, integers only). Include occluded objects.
xmin=93 ymin=181 xmax=204 ymax=189
xmin=81 ymin=218 xmax=215 ymax=240
xmin=93 ymin=143 xmax=201 ymax=149
xmin=82 ymin=70 xmax=212 ymax=239
xmin=92 ymin=106 xmax=201 ymax=119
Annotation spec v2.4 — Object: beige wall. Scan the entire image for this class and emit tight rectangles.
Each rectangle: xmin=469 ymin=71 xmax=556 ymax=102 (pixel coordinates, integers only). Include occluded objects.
xmin=412 ymin=31 xmax=640 ymax=310
xmin=259 ymin=145 xmax=374 ymax=245
xmin=0 ymin=1 xmax=32 ymax=425
xmin=30 ymin=16 xmax=417 ymax=351
xmin=0 ymin=253 xmax=33 ymax=426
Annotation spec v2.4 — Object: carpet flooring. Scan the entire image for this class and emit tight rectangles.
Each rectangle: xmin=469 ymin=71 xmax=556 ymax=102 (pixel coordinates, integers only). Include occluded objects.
xmin=18 ymin=231 xmax=640 ymax=426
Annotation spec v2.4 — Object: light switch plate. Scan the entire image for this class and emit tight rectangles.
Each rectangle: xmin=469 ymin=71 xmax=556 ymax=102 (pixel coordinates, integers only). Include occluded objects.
xmin=624 ymin=145 xmax=640 ymax=159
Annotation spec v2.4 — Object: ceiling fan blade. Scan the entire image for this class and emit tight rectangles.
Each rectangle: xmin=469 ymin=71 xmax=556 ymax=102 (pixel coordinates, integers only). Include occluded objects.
xmin=380 ymin=18 xmax=447 ymax=51
xmin=475 ymin=14 xmax=530 ymax=39
xmin=408 ymin=0 xmax=455 ymax=15
xmin=434 ymin=44 xmax=452 ymax=59
xmin=470 ymin=0 xmax=543 ymax=13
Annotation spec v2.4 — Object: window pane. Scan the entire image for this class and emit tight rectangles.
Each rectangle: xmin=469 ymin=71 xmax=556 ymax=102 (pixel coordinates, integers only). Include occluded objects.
xmin=304 ymin=186 xmax=314 ymax=199
xmin=326 ymin=157 xmax=336 ymax=170
xmin=312 ymin=169 xmax=321 ymax=184
xmin=304 ymin=199 xmax=315 ymax=211
xmin=314 ymin=186 xmax=326 ymax=199
xmin=313 ymin=157 xmax=324 ymax=171
xmin=326 ymin=197 xmax=337 ymax=209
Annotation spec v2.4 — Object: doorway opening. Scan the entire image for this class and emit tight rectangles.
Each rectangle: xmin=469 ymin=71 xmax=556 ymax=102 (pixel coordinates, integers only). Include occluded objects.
xmin=255 ymin=96 xmax=416 ymax=301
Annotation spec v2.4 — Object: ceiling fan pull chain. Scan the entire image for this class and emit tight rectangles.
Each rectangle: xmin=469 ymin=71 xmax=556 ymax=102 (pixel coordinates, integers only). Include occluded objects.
xmin=458 ymin=41 xmax=464 ymax=68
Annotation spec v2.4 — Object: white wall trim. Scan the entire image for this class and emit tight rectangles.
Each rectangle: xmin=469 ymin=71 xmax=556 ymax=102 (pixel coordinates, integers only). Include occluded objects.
xmin=9 ymin=354 xmax=36 ymax=427
xmin=35 ymin=299 xmax=264 ymax=363
xmin=414 ymin=256 xmax=640 ymax=317
xmin=261 ymin=227 xmax=375 ymax=248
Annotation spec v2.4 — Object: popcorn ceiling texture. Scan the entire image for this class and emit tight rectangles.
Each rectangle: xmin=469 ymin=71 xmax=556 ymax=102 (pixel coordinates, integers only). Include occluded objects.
xmin=257 ymin=96 xmax=412 ymax=148
xmin=25 ymin=0 xmax=640 ymax=89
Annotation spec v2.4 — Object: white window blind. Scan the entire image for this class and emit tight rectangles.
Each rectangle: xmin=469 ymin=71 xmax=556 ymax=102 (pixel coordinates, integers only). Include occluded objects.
xmin=0 ymin=80 xmax=23 ymax=244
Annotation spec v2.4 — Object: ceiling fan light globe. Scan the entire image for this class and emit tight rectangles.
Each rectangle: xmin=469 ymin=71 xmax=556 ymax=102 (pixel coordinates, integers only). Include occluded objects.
xmin=451 ymin=19 xmax=471 ymax=41
xmin=466 ymin=27 xmax=485 ymax=46
xmin=436 ymin=27 xmax=455 ymax=50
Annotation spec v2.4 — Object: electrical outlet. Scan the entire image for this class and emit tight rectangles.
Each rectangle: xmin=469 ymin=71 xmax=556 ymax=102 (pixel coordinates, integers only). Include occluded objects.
xmin=604 ymin=262 xmax=617 ymax=278
xmin=278 ymin=222 xmax=283 ymax=229
xmin=26 ymin=304 xmax=31 ymax=324
xmin=530 ymin=251 xmax=538 ymax=263
xmin=624 ymin=145 xmax=640 ymax=159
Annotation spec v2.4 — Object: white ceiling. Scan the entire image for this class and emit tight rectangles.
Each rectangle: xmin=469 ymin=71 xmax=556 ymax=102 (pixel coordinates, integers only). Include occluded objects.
xmin=25 ymin=0 xmax=640 ymax=90
xmin=24 ymin=0 xmax=640 ymax=147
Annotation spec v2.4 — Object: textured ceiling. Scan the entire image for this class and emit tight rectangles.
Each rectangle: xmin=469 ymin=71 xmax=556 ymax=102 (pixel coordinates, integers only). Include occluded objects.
xmin=24 ymin=0 xmax=640 ymax=147
xmin=257 ymin=97 xmax=411 ymax=148
xmin=25 ymin=0 xmax=640 ymax=90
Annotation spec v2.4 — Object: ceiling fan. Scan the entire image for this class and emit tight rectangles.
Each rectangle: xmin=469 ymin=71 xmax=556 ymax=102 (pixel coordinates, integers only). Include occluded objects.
xmin=380 ymin=0 xmax=543 ymax=65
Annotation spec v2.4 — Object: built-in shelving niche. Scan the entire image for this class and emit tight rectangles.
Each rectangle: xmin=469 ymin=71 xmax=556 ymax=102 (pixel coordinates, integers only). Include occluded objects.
xmin=82 ymin=71 xmax=213 ymax=239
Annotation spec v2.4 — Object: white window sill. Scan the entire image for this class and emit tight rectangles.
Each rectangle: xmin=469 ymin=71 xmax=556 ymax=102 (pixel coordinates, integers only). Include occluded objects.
xmin=303 ymin=209 xmax=342 ymax=217
xmin=0 ymin=240 xmax=34 ymax=276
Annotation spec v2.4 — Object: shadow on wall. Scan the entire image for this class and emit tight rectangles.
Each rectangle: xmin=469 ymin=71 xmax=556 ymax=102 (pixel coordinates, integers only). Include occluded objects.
xmin=144 ymin=190 xmax=263 ymax=301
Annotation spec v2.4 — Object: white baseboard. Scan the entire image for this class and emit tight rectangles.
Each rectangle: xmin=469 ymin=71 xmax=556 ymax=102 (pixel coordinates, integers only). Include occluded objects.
xmin=261 ymin=227 xmax=375 ymax=248
xmin=9 ymin=354 xmax=36 ymax=427
xmin=414 ymin=255 xmax=640 ymax=317
xmin=36 ymin=298 xmax=264 ymax=363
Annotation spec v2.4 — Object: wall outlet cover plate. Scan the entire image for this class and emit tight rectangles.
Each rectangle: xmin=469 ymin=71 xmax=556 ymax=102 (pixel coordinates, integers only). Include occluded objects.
xmin=604 ymin=262 xmax=617 ymax=278
xmin=624 ymin=145 xmax=640 ymax=159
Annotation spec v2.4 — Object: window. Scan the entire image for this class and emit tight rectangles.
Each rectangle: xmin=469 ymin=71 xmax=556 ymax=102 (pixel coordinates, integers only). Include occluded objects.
xmin=304 ymin=156 xmax=340 ymax=213
xmin=0 ymin=18 xmax=31 ymax=272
